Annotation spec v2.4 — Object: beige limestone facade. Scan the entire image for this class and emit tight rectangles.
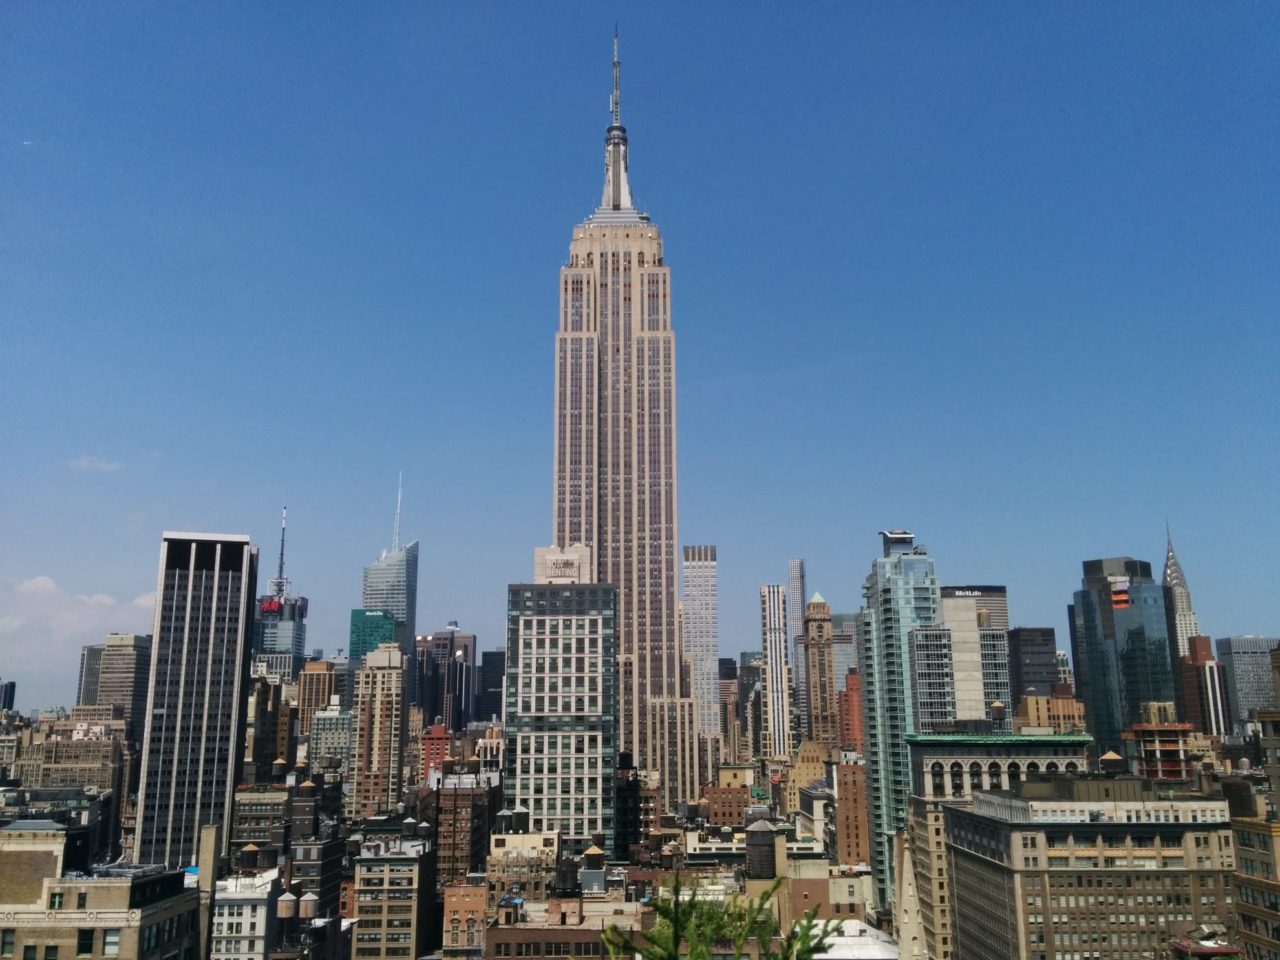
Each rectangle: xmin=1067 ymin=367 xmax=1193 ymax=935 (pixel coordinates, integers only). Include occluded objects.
xmin=551 ymin=43 xmax=698 ymax=808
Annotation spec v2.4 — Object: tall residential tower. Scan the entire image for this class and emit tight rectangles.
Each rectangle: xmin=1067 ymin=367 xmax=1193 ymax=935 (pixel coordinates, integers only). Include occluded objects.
xmin=681 ymin=546 xmax=721 ymax=742
xmin=551 ymin=38 xmax=698 ymax=807
xmin=859 ymin=529 xmax=940 ymax=907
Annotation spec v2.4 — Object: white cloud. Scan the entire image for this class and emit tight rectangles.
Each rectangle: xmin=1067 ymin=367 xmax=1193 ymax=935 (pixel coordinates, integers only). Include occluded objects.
xmin=18 ymin=576 xmax=59 ymax=594
xmin=131 ymin=592 xmax=156 ymax=610
xmin=3 ymin=576 xmax=152 ymax=709
xmin=76 ymin=593 xmax=117 ymax=606
xmin=69 ymin=455 xmax=123 ymax=474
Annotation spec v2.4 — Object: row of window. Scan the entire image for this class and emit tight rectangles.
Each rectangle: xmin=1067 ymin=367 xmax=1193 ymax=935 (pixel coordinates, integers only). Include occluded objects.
xmin=0 ymin=931 xmax=119 ymax=960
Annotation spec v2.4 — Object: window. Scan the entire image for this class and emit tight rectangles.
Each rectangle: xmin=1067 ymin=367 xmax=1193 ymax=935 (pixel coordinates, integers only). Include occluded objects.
xmin=75 ymin=894 xmax=87 ymax=910
xmin=44 ymin=949 xmax=58 ymax=960
xmin=48 ymin=893 xmax=63 ymax=910
xmin=1 ymin=932 xmax=13 ymax=957
xmin=23 ymin=948 xmax=35 ymax=960
xmin=76 ymin=932 xmax=94 ymax=956
xmin=103 ymin=931 xmax=119 ymax=957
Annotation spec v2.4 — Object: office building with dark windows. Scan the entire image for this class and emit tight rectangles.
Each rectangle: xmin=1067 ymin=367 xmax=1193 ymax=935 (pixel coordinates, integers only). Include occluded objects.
xmin=1068 ymin=557 xmax=1175 ymax=752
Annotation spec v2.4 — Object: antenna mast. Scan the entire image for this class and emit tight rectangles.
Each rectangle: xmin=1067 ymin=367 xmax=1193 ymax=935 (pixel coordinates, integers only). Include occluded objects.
xmin=392 ymin=472 xmax=403 ymax=551
xmin=269 ymin=501 xmax=289 ymax=597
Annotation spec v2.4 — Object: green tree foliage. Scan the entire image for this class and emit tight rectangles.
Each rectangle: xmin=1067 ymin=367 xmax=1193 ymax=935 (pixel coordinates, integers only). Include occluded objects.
xmin=604 ymin=876 xmax=842 ymax=960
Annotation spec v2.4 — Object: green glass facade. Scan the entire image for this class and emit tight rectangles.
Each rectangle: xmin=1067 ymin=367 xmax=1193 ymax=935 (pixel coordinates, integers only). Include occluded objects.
xmin=349 ymin=608 xmax=397 ymax=665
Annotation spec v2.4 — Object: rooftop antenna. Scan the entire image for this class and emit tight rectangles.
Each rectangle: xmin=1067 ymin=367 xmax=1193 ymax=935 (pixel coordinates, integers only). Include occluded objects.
xmin=392 ymin=472 xmax=403 ymax=551
xmin=269 ymin=500 xmax=289 ymax=598
xmin=611 ymin=26 xmax=621 ymax=126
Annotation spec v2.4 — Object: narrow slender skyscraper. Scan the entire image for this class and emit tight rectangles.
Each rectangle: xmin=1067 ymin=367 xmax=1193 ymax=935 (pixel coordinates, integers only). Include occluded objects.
xmin=682 ymin=546 xmax=721 ymax=742
xmin=135 ymin=532 xmax=258 ymax=867
xmin=759 ymin=584 xmax=792 ymax=760
xmin=551 ymin=37 xmax=699 ymax=807
xmin=859 ymin=529 xmax=939 ymax=907
xmin=787 ymin=559 xmax=807 ymax=748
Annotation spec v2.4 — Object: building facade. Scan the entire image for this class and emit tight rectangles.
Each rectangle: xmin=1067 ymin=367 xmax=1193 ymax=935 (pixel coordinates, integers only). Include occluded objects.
xmin=351 ymin=837 xmax=431 ymax=960
xmin=947 ymin=777 xmax=1236 ymax=960
xmin=1006 ymin=627 xmax=1059 ymax=710
xmin=77 ymin=634 xmax=151 ymax=747
xmin=904 ymin=732 xmax=1092 ymax=960
xmin=347 ymin=645 xmax=408 ymax=821
xmin=0 ymin=825 xmax=199 ymax=960
xmin=550 ymin=41 xmax=698 ymax=808
xmin=759 ymin=584 xmax=792 ymax=761
xmin=1069 ymin=557 xmax=1175 ymax=752
xmin=801 ymin=594 xmax=839 ymax=746
xmin=1217 ymin=636 xmax=1280 ymax=732
xmin=297 ymin=661 xmax=337 ymax=738
xmin=859 ymin=530 xmax=940 ymax=906
xmin=788 ymin=559 xmax=808 ymax=748
xmin=909 ymin=588 xmax=1010 ymax=734
xmin=362 ymin=541 xmax=419 ymax=651
xmin=504 ymin=546 xmax=616 ymax=855
xmin=1178 ymin=635 xmax=1230 ymax=737
xmin=475 ymin=651 xmax=505 ymax=726
xmin=136 ymin=532 xmax=257 ymax=868
xmin=681 ymin=546 xmax=722 ymax=743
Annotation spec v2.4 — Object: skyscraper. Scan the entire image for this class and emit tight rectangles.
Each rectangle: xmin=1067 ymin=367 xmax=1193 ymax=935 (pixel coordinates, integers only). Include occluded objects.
xmin=1217 ymin=635 xmax=1280 ymax=731
xmin=350 ymin=607 xmax=398 ymax=665
xmin=347 ymin=643 xmax=408 ymax=821
xmin=135 ymin=532 xmax=258 ymax=867
xmin=363 ymin=480 xmax=418 ymax=652
xmin=1178 ymin=635 xmax=1229 ymax=736
xmin=1006 ymin=626 xmax=1060 ymax=710
xmin=859 ymin=529 xmax=939 ymax=906
xmin=76 ymin=633 xmax=152 ymax=746
xmin=550 ymin=38 xmax=698 ymax=807
xmin=504 ymin=545 xmax=617 ymax=855
xmin=416 ymin=622 xmax=477 ymax=730
xmin=1163 ymin=530 xmax=1200 ymax=661
xmin=787 ymin=559 xmax=808 ymax=747
xmin=252 ymin=505 xmax=308 ymax=682
xmin=759 ymin=584 xmax=792 ymax=760
xmin=363 ymin=541 xmax=419 ymax=650
xmin=1068 ymin=557 xmax=1175 ymax=752
xmin=801 ymin=593 xmax=839 ymax=745
xmin=681 ymin=546 xmax=721 ymax=741
xmin=907 ymin=586 xmax=1010 ymax=733
xmin=297 ymin=660 xmax=337 ymax=737
xmin=476 ymin=650 xmax=506 ymax=724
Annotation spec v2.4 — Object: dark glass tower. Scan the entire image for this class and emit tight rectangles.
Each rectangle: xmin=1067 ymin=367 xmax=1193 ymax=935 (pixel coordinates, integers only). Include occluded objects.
xmin=1068 ymin=557 xmax=1174 ymax=752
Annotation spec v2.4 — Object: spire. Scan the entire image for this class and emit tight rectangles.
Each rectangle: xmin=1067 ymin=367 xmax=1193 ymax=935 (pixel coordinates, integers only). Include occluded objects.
xmin=1163 ymin=527 xmax=1187 ymax=589
xmin=268 ymin=501 xmax=289 ymax=598
xmin=592 ymin=30 xmax=643 ymax=222
xmin=392 ymin=472 xmax=403 ymax=552
xmin=611 ymin=27 xmax=621 ymax=127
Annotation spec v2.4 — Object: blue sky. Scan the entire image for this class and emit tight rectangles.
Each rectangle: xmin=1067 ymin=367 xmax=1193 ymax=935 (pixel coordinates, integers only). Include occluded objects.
xmin=2 ymin=4 xmax=1277 ymax=710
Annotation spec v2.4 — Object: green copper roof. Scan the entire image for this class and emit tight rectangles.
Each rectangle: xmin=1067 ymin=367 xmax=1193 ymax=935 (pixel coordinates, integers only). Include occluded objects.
xmin=903 ymin=733 xmax=1094 ymax=745
xmin=810 ymin=591 xmax=826 ymax=604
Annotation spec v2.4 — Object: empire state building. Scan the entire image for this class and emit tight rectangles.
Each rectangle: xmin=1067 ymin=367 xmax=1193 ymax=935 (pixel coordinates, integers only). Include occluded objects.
xmin=552 ymin=39 xmax=699 ymax=807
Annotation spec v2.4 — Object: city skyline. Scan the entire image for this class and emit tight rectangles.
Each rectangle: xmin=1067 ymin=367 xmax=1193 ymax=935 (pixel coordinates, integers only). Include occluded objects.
xmin=3 ymin=6 xmax=1278 ymax=709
